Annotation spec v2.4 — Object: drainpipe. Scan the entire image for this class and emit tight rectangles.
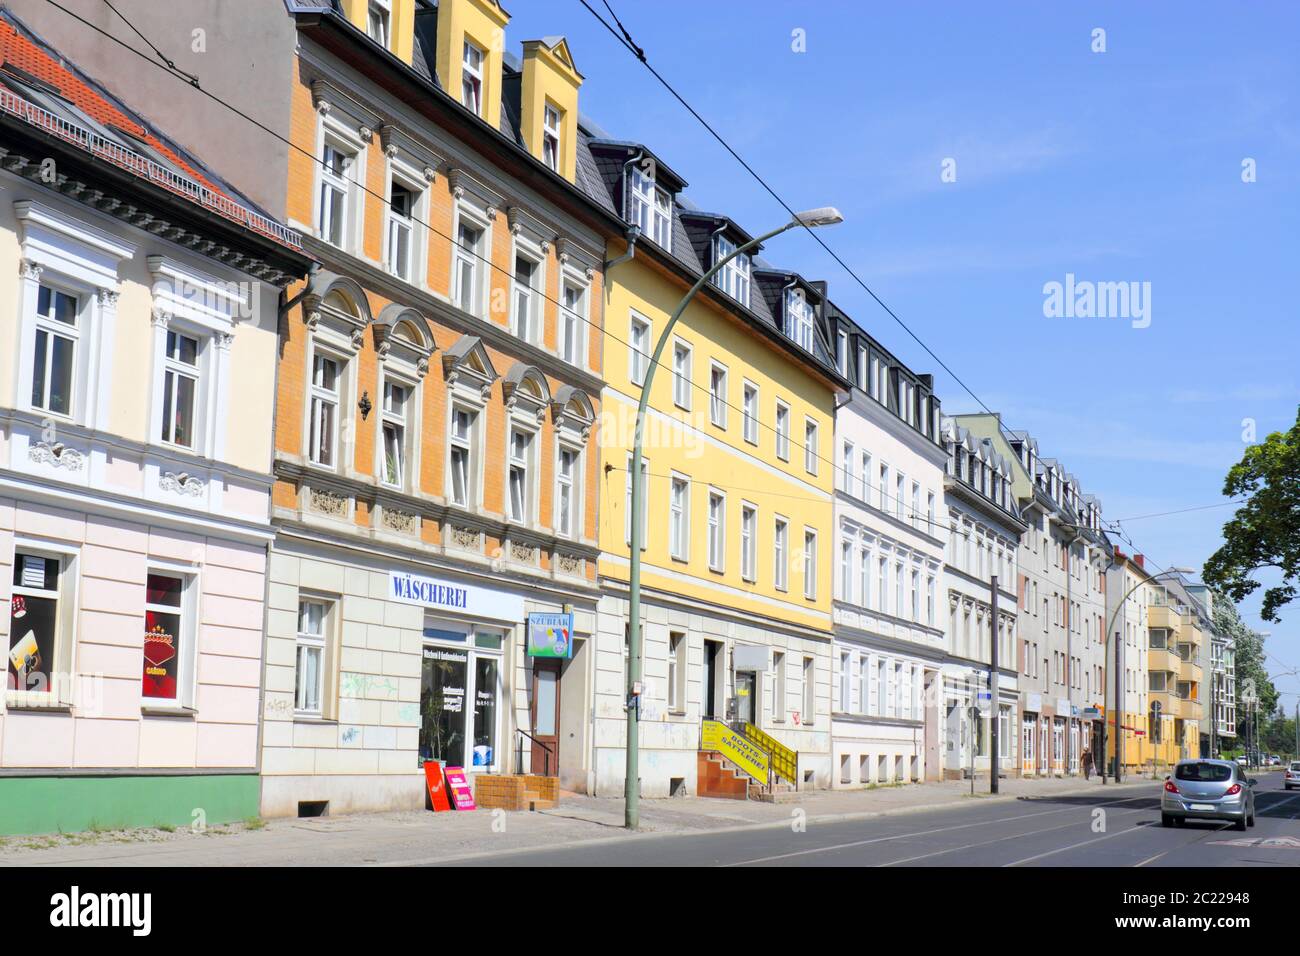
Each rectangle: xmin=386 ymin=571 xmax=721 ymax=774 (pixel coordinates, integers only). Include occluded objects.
xmin=604 ymin=225 xmax=640 ymax=273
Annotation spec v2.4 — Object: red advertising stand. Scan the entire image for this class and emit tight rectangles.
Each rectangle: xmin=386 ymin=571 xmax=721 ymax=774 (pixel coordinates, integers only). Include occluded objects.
xmin=423 ymin=761 xmax=452 ymax=812
xmin=444 ymin=766 xmax=477 ymax=811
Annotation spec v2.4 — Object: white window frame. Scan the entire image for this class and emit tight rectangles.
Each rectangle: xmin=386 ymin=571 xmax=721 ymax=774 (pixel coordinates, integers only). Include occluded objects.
xmin=506 ymin=424 xmax=536 ymax=524
xmin=774 ymin=516 xmax=789 ymax=592
xmin=628 ymin=310 xmax=652 ymax=387
xmin=669 ymin=473 xmax=690 ymax=562
xmin=553 ymin=439 xmax=582 ymax=539
xmin=294 ymin=596 xmax=333 ymax=717
xmin=367 ymin=0 xmax=391 ymax=48
xmin=804 ymin=418 xmax=819 ymax=476
xmin=742 ymin=380 xmax=759 ymax=445
xmin=559 ymin=276 xmax=588 ymax=366
xmin=452 ymin=207 xmax=489 ymax=318
xmin=803 ymin=527 xmax=818 ymax=601
xmin=6 ymin=542 xmax=79 ymax=707
xmin=740 ymin=502 xmax=757 ymax=583
xmin=462 ymin=39 xmax=485 ymax=116
xmin=709 ymin=361 xmax=728 ymax=429
xmin=672 ymin=339 xmax=692 ymax=410
xmin=624 ymin=453 xmax=649 ymax=550
xmin=713 ymin=234 xmax=751 ymax=305
xmin=543 ymin=103 xmax=562 ymax=171
xmin=447 ymin=402 xmax=481 ymax=509
xmin=157 ymin=326 xmax=203 ymax=451
xmin=378 ymin=372 xmax=416 ymax=491
xmin=785 ymin=287 xmax=814 ymax=351
xmin=308 ymin=347 xmax=344 ymax=469
xmin=707 ymin=488 xmax=726 ymax=573
xmin=775 ymin=400 xmax=790 ymax=461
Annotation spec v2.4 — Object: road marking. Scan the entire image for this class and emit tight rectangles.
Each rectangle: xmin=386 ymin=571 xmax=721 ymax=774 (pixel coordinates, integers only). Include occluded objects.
xmin=1003 ymin=821 xmax=1151 ymax=866
xmin=1133 ymin=822 xmax=1231 ymax=867
xmin=879 ymin=805 xmax=1149 ymax=866
xmin=722 ymin=794 xmax=1152 ymax=868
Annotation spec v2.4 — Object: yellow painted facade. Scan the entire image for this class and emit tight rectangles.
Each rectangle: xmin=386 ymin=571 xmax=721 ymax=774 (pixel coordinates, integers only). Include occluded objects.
xmin=520 ymin=38 xmax=583 ymax=182
xmin=338 ymin=0 xmax=418 ymax=64
xmin=434 ymin=0 xmax=510 ymax=129
xmin=598 ymin=249 xmax=838 ymax=636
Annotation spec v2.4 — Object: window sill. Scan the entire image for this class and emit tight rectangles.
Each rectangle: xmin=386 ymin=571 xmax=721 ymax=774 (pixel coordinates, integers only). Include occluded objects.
xmin=294 ymin=716 xmax=337 ymax=725
xmin=3 ymin=699 xmax=71 ymax=713
xmin=141 ymin=705 xmax=197 ymax=718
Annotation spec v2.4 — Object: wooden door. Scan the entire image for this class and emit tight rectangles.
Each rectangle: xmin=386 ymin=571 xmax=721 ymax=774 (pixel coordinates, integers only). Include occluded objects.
xmin=530 ymin=658 xmax=561 ymax=776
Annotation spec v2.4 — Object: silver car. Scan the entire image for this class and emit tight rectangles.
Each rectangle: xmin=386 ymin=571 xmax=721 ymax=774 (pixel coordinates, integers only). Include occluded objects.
xmin=1162 ymin=759 xmax=1256 ymax=830
xmin=1284 ymin=761 xmax=1300 ymax=790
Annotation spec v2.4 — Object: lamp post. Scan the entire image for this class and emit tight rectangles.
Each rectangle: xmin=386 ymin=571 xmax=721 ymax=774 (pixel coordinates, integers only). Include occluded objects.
xmin=1103 ymin=565 xmax=1193 ymax=783
xmin=620 ymin=207 xmax=844 ymax=830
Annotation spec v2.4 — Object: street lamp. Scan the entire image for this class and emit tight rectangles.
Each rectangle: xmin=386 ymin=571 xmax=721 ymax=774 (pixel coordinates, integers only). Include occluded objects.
xmin=620 ymin=206 xmax=844 ymax=830
xmin=1104 ymin=565 xmax=1193 ymax=784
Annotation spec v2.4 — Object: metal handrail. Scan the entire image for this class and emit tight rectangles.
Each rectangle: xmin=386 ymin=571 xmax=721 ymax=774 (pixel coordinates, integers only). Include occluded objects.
xmin=0 ymin=87 xmax=302 ymax=249
xmin=515 ymin=727 xmax=553 ymax=777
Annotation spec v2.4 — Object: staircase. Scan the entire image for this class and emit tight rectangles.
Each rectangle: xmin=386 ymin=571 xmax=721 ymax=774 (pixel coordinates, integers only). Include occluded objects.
xmin=698 ymin=718 xmax=800 ymax=802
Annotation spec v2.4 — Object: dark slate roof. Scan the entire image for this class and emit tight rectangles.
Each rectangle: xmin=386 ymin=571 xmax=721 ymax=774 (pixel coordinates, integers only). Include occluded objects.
xmin=576 ymin=126 xmax=619 ymax=216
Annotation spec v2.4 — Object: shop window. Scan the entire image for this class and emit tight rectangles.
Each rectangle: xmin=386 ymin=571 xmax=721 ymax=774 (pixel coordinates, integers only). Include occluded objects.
xmin=7 ymin=550 xmax=72 ymax=700
xmin=142 ymin=571 xmax=196 ymax=707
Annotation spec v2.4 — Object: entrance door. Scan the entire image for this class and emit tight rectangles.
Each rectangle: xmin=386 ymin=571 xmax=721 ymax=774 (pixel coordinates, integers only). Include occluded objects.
xmin=530 ymin=659 xmax=561 ymax=776
xmin=735 ymin=670 xmax=756 ymax=724
xmin=704 ymin=640 xmax=721 ymax=718
xmin=945 ymin=702 xmax=962 ymax=773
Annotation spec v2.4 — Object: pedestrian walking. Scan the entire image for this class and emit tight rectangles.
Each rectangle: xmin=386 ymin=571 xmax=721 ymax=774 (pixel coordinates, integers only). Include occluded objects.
xmin=1081 ymin=748 xmax=1093 ymax=780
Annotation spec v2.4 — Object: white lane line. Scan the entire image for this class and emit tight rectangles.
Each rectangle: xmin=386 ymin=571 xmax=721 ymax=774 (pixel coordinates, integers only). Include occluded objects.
xmin=880 ymin=806 xmax=1149 ymax=867
xmin=1003 ymin=821 xmax=1153 ymax=866
xmin=722 ymin=794 xmax=1153 ymax=868
xmin=1133 ymin=822 xmax=1231 ymax=868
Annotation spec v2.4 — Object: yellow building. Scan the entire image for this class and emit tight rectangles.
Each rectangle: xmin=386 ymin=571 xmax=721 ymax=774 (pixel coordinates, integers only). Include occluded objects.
xmin=575 ymin=137 xmax=848 ymax=794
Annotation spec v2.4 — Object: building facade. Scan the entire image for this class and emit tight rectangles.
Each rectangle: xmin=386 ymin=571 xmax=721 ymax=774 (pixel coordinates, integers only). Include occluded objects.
xmin=827 ymin=313 xmax=947 ymax=788
xmin=1104 ymin=550 xmax=1153 ymax=773
xmin=0 ymin=10 xmax=310 ymax=834
xmin=957 ymin=416 xmax=1109 ymax=777
xmin=938 ymin=419 xmax=1025 ymax=780
xmin=579 ymin=129 xmax=849 ymax=796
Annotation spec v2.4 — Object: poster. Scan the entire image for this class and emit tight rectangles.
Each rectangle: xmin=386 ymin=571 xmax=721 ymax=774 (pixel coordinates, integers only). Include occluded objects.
xmin=444 ymin=766 xmax=477 ymax=811
xmin=527 ymin=612 xmax=573 ymax=659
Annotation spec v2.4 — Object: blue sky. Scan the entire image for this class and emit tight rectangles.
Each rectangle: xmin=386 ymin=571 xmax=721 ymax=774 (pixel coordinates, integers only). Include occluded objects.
xmin=511 ymin=1 xmax=1300 ymax=700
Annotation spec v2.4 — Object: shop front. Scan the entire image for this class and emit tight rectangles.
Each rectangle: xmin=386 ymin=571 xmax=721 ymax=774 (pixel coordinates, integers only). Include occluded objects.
xmin=259 ymin=535 xmax=596 ymax=817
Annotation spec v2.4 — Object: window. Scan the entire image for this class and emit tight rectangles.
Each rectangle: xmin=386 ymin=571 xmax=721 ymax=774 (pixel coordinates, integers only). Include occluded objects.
xmin=367 ymin=0 xmax=391 ymax=47
xmin=926 ymin=576 xmax=936 ymax=625
xmin=380 ymin=379 xmax=408 ymax=487
xmin=318 ymin=142 xmax=357 ymax=248
xmin=308 ymin=351 xmax=341 ymax=467
xmin=879 ymin=463 xmax=890 ymax=511
xmin=654 ymin=629 xmax=684 ymax=716
xmin=841 ymin=441 xmax=854 ymax=494
xmin=860 ymin=546 xmax=871 ymax=609
xmin=775 ymin=401 xmax=790 ymax=460
xmin=839 ymin=651 xmax=851 ymax=711
xmin=839 ymin=539 xmax=852 ymax=601
xmin=513 ymin=256 xmax=536 ymax=341
xmin=878 ymin=556 xmax=888 ymax=613
xmin=560 ymin=281 xmax=585 ymax=364
xmin=707 ymin=491 xmax=725 ymax=572
xmin=159 ymin=329 xmax=199 ymax=448
xmin=29 ymin=283 xmax=79 ymax=418
xmin=629 ymin=313 xmax=651 ymax=386
xmin=803 ymin=529 xmax=818 ymax=600
xmin=785 ymin=287 xmax=814 ymax=351
xmin=911 ymin=482 xmax=920 ymax=529
xmin=742 ymin=382 xmax=759 ymax=444
xmin=454 ymin=219 xmax=484 ymax=316
xmin=714 ymin=234 xmax=751 ymax=305
xmin=507 ymin=428 xmax=533 ymax=523
xmin=836 ymin=330 xmax=848 ymax=375
xmin=8 ymin=551 xmax=69 ymax=699
xmin=141 ymin=571 xmax=195 ymax=706
xmin=555 ymin=445 xmax=579 ymax=538
xmin=386 ymin=180 xmax=413 ymax=279
xmin=802 ymin=656 xmax=815 ymax=725
xmin=774 ymin=517 xmax=789 ymax=591
xmin=709 ymin=363 xmax=727 ymax=428
xmin=804 ymin=419 xmax=818 ymax=475
xmin=773 ymin=651 xmax=786 ymax=720
xmin=740 ymin=504 xmax=757 ymax=582
xmin=542 ymin=104 xmax=561 ymax=171
xmin=652 ymin=187 xmax=672 ymax=250
xmin=462 ymin=40 xmax=484 ymax=115
xmin=895 ymin=473 xmax=905 ymax=519
xmin=448 ymin=406 xmax=477 ymax=507
xmin=669 ymin=476 xmax=689 ymax=560
xmin=895 ymin=560 xmax=904 ymax=616
xmin=910 ymin=569 xmax=920 ymax=621
xmin=672 ymin=340 xmax=692 ymax=409
xmin=624 ymin=455 xmax=648 ymax=548
xmin=860 ymin=452 xmax=872 ymax=502
xmin=420 ymin=620 xmax=504 ymax=770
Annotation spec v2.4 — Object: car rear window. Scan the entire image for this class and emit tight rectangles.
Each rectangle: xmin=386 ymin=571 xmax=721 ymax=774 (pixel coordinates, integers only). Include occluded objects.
xmin=1175 ymin=762 xmax=1232 ymax=782
xmin=1290 ymin=762 xmax=1300 ymax=771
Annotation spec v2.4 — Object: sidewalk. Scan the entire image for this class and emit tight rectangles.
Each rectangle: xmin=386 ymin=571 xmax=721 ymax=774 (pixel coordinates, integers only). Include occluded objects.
xmin=0 ymin=773 xmax=1155 ymax=867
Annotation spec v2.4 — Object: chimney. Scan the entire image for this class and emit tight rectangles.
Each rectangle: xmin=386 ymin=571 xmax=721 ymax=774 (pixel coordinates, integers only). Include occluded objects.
xmin=1134 ymin=554 xmax=1145 ymax=569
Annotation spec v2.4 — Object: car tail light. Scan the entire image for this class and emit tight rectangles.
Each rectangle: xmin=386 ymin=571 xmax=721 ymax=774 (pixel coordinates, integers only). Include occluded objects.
xmin=1288 ymin=771 xmax=1295 ymax=779
xmin=1225 ymin=783 xmax=1242 ymax=796
xmin=1164 ymin=779 xmax=1179 ymax=794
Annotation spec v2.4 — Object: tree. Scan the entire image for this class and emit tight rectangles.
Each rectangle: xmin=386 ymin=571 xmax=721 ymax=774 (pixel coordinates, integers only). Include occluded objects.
xmin=1203 ymin=407 xmax=1300 ymax=622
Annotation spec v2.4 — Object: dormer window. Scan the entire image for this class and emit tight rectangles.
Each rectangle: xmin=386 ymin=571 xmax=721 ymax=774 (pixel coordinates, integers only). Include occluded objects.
xmin=368 ymin=1 xmax=391 ymax=49
xmin=543 ymin=105 xmax=561 ymax=171
xmin=785 ymin=287 xmax=814 ymax=352
xmin=713 ymin=234 xmax=750 ymax=305
xmin=462 ymin=40 xmax=484 ymax=116
xmin=628 ymin=164 xmax=671 ymax=250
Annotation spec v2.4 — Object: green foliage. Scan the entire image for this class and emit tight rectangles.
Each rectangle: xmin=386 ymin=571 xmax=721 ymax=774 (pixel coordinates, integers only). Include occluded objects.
xmin=1204 ymin=407 xmax=1300 ymax=622
xmin=1212 ymin=592 xmax=1278 ymax=719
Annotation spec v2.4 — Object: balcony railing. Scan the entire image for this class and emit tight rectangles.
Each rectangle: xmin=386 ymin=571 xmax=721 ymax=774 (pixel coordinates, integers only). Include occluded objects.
xmin=0 ymin=87 xmax=302 ymax=250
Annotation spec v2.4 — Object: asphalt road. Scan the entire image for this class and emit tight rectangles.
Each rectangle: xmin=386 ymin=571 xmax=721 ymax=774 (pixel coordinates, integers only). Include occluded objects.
xmin=459 ymin=771 xmax=1300 ymax=867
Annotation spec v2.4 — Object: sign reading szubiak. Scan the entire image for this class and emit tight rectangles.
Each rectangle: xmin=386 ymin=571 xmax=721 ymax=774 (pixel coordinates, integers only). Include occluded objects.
xmin=527 ymin=612 xmax=574 ymax=659
xmin=388 ymin=570 xmax=524 ymax=622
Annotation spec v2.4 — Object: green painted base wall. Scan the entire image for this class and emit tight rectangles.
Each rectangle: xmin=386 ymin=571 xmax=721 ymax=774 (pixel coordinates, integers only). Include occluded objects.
xmin=0 ymin=774 xmax=259 ymax=836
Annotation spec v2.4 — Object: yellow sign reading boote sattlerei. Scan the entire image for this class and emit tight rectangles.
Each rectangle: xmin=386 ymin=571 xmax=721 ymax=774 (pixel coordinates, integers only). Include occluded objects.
xmin=701 ymin=719 xmax=769 ymax=783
